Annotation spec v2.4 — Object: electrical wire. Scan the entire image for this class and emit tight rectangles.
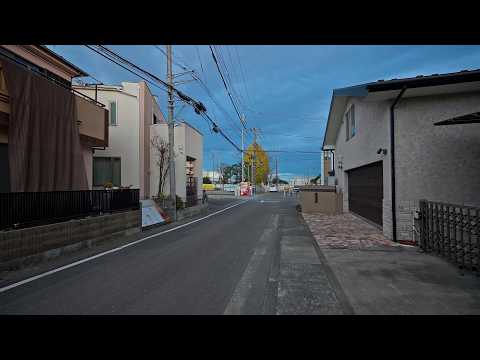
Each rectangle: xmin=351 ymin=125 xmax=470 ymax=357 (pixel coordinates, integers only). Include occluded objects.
xmin=209 ymin=45 xmax=245 ymax=129
xmin=151 ymin=45 xmax=245 ymax=139
xmin=85 ymin=45 xmax=241 ymax=153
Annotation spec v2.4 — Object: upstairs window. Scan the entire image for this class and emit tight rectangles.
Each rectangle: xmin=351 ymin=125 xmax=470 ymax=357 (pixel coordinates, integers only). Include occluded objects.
xmin=153 ymin=113 xmax=158 ymax=124
xmin=345 ymin=104 xmax=355 ymax=141
xmin=109 ymin=101 xmax=117 ymax=126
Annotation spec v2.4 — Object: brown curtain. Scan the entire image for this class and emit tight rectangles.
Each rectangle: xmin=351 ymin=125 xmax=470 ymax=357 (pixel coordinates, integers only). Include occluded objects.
xmin=3 ymin=58 xmax=88 ymax=192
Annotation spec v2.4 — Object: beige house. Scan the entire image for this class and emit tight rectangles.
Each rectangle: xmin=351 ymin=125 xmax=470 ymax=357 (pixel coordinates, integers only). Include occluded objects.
xmin=322 ymin=69 xmax=480 ymax=242
xmin=150 ymin=120 xmax=203 ymax=204
xmin=0 ymin=45 xmax=108 ymax=192
xmin=74 ymin=81 xmax=203 ymax=203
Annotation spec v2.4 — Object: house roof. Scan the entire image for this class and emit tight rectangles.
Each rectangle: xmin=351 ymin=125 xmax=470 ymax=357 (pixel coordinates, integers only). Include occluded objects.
xmin=434 ymin=111 xmax=480 ymax=126
xmin=322 ymin=69 xmax=480 ymax=149
xmin=37 ymin=45 xmax=89 ymax=78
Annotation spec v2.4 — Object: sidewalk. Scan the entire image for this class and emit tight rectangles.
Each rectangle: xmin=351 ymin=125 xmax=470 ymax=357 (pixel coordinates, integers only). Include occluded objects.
xmin=302 ymin=212 xmax=480 ymax=314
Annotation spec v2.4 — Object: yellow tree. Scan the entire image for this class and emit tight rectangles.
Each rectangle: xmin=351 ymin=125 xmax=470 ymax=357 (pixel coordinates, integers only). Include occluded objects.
xmin=244 ymin=142 xmax=270 ymax=185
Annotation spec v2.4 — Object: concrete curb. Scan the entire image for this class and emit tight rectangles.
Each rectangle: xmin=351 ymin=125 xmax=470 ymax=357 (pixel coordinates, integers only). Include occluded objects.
xmin=297 ymin=211 xmax=356 ymax=315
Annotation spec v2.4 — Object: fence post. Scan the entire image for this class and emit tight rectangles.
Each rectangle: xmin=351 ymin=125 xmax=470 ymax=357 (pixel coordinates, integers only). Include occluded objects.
xmin=419 ymin=199 xmax=426 ymax=250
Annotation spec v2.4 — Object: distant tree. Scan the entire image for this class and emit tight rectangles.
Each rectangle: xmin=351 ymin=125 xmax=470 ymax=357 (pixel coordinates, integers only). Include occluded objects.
xmin=218 ymin=162 xmax=229 ymax=184
xmin=222 ymin=163 xmax=242 ymax=183
xmin=244 ymin=142 xmax=270 ymax=184
xmin=203 ymin=176 xmax=212 ymax=184
xmin=310 ymin=174 xmax=321 ymax=184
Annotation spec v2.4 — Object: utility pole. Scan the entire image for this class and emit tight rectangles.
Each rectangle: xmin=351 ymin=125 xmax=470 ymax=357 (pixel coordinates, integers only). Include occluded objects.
xmin=166 ymin=45 xmax=176 ymax=220
xmin=275 ymin=156 xmax=278 ymax=190
xmin=241 ymin=115 xmax=245 ymax=182
xmin=252 ymin=128 xmax=257 ymax=196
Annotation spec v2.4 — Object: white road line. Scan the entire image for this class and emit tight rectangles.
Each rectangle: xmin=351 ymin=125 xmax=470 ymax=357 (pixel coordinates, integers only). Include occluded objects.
xmin=0 ymin=199 xmax=250 ymax=294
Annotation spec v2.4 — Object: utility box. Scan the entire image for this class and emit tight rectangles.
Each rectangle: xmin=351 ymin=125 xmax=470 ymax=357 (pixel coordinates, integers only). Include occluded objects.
xmin=299 ymin=185 xmax=343 ymax=215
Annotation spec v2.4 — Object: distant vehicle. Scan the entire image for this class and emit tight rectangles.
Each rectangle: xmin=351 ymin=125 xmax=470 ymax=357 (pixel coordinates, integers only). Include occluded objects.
xmin=293 ymin=187 xmax=300 ymax=192
xmin=269 ymin=186 xmax=278 ymax=192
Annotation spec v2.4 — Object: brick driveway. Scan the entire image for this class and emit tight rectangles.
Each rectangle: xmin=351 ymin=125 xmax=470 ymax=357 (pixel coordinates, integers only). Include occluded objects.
xmin=302 ymin=212 xmax=399 ymax=249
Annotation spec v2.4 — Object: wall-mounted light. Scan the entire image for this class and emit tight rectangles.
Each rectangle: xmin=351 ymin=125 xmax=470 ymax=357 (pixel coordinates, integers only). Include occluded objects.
xmin=377 ymin=148 xmax=387 ymax=155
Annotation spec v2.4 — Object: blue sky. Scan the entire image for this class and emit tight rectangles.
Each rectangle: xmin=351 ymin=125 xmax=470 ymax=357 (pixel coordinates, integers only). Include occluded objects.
xmin=48 ymin=45 xmax=480 ymax=181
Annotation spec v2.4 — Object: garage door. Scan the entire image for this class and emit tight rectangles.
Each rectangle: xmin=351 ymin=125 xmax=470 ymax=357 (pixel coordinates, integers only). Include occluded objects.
xmin=347 ymin=161 xmax=383 ymax=226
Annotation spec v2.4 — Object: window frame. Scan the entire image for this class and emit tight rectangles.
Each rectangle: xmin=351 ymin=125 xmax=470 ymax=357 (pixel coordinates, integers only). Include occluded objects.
xmin=109 ymin=101 xmax=118 ymax=126
xmin=345 ymin=104 xmax=356 ymax=141
xmin=92 ymin=156 xmax=121 ymax=187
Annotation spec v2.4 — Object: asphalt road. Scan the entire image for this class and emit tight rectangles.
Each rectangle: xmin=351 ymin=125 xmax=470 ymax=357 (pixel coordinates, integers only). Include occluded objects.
xmin=0 ymin=193 xmax=296 ymax=314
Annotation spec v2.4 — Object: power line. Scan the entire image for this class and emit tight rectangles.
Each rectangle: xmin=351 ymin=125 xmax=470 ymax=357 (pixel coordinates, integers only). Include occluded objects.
xmin=151 ymin=45 xmax=245 ymax=139
xmin=209 ymin=45 xmax=245 ymax=129
xmin=223 ymin=45 xmax=250 ymax=111
xmin=217 ymin=46 xmax=250 ymax=117
xmin=234 ymin=45 xmax=254 ymax=107
xmin=195 ymin=45 xmax=206 ymax=79
xmin=85 ymin=45 xmax=241 ymax=153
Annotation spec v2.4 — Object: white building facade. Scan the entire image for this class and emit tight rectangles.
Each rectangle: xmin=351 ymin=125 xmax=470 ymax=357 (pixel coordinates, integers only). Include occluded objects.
xmin=74 ymin=81 xmax=203 ymax=203
xmin=323 ymin=70 xmax=480 ymax=242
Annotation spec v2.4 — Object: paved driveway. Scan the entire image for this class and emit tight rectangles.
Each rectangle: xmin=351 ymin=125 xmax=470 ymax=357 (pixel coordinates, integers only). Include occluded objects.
xmin=303 ymin=212 xmax=398 ymax=249
xmin=301 ymin=211 xmax=480 ymax=314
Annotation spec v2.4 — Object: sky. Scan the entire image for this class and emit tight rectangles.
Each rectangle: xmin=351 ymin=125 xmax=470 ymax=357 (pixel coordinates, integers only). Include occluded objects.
xmin=48 ymin=45 xmax=480 ymax=181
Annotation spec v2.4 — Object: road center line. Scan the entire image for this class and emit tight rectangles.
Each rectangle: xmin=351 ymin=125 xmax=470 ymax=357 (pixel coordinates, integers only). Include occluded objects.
xmin=0 ymin=199 xmax=250 ymax=294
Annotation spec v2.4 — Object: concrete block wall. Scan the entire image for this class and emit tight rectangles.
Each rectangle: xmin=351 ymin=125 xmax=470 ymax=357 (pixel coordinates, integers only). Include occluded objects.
xmin=396 ymin=200 xmax=419 ymax=242
xmin=0 ymin=210 xmax=140 ymax=269
xmin=382 ymin=199 xmax=419 ymax=242
xmin=382 ymin=199 xmax=393 ymax=240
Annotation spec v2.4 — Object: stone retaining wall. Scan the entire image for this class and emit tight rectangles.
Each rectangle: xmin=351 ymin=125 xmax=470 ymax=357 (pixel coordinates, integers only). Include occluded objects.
xmin=0 ymin=210 xmax=141 ymax=270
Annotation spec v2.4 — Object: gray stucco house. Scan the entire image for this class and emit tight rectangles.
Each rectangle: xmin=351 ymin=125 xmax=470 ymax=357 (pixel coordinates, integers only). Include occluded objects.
xmin=322 ymin=69 xmax=480 ymax=243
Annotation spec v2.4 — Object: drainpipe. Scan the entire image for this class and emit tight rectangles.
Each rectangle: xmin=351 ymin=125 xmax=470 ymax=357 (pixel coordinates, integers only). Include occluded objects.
xmin=390 ymin=86 xmax=407 ymax=242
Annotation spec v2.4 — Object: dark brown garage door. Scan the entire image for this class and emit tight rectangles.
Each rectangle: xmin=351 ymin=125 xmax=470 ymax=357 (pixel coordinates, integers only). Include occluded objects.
xmin=347 ymin=161 xmax=383 ymax=226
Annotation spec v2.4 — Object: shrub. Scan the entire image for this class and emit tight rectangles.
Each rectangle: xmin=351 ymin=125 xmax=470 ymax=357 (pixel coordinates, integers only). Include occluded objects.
xmin=176 ymin=195 xmax=184 ymax=210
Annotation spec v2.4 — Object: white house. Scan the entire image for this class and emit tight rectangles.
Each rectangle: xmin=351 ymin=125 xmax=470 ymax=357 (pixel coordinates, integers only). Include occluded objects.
xmin=150 ymin=120 xmax=203 ymax=204
xmin=74 ymin=81 xmax=203 ymax=203
xmin=322 ymin=69 xmax=480 ymax=243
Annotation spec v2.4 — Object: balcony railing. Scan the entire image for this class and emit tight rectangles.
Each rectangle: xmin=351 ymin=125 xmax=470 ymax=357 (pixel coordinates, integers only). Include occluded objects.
xmin=0 ymin=189 xmax=140 ymax=231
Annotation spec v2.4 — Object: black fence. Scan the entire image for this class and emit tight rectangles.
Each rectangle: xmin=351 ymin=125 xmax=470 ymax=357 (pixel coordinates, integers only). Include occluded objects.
xmin=419 ymin=200 xmax=479 ymax=272
xmin=186 ymin=177 xmax=198 ymax=208
xmin=0 ymin=189 xmax=140 ymax=231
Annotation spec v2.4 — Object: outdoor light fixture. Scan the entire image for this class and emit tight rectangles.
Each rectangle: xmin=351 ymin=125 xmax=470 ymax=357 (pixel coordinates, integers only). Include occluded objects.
xmin=377 ymin=148 xmax=387 ymax=155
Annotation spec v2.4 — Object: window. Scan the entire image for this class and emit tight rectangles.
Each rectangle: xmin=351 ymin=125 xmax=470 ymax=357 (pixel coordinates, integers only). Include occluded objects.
xmin=0 ymin=65 xmax=6 ymax=92
xmin=109 ymin=101 xmax=117 ymax=126
xmin=315 ymin=192 xmax=318 ymax=203
xmin=93 ymin=157 xmax=121 ymax=187
xmin=153 ymin=113 xmax=158 ymax=124
xmin=345 ymin=104 xmax=355 ymax=141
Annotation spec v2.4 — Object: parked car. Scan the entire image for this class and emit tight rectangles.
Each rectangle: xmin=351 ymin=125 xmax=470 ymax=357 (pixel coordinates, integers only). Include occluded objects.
xmin=269 ymin=186 xmax=278 ymax=192
xmin=293 ymin=187 xmax=300 ymax=193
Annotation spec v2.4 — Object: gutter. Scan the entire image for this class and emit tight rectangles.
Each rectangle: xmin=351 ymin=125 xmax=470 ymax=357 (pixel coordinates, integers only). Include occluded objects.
xmin=390 ymin=86 xmax=407 ymax=242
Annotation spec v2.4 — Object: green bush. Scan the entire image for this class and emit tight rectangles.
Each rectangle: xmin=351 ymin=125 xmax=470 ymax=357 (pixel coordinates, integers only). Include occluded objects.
xmin=176 ymin=195 xmax=184 ymax=210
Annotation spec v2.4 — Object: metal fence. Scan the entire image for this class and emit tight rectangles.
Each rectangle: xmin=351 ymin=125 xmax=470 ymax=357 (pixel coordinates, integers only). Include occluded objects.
xmin=0 ymin=189 xmax=140 ymax=231
xmin=419 ymin=200 xmax=479 ymax=272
